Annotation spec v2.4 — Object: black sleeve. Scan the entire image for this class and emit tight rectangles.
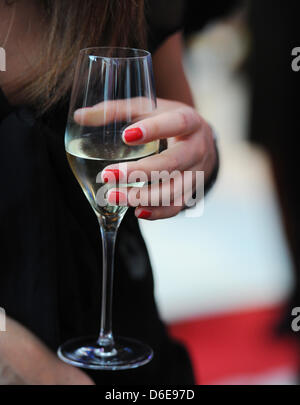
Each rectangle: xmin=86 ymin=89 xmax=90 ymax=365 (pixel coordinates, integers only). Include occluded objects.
xmin=146 ymin=0 xmax=186 ymax=53
xmin=146 ymin=0 xmax=241 ymax=53
xmin=184 ymin=0 xmax=241 ymax=36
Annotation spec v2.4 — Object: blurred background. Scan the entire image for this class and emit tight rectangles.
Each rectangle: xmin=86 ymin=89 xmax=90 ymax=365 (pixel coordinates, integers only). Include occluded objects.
xmin=140 ymin=1 xmax=300 ymax=385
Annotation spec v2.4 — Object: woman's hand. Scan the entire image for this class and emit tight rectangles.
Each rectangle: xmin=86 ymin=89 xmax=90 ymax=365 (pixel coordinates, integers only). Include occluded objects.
xmin=75 ymin=98 xmax=217 ymax=221
xmin=0 ymin=317 xmax=94 ymax=385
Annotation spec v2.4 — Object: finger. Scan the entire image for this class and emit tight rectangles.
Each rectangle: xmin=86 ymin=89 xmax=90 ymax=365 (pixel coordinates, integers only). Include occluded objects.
xmin=106 ymin=172 xmax=182 ymax=207
xmin=122 ymin=106 xmax=202 ymax=145
xmin=132 ymin=165 xmax=205 ymax=220
xmin=74 ymin=97 xmax=156 ymax=127
xmin=101 ymin=132 xmax=205 ymax=183
xmin=135 ymin=205 xmax=183 ymax=221
xmin=73 ymin=98 xmax=181 ymax=127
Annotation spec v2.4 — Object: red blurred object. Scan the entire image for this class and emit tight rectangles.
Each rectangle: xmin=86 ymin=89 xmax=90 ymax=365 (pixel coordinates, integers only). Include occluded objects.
xmin=168 ymin=305 xmax=300 ymax=385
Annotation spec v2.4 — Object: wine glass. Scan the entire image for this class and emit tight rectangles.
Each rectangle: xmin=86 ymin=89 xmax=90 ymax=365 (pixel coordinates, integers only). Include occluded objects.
xmin=57 ymin=47 xmax=159 ymax=370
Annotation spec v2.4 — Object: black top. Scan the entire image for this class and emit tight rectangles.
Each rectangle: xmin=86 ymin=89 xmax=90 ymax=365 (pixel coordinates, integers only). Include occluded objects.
xmin=0 ymin=0 xmax=234 ymax=384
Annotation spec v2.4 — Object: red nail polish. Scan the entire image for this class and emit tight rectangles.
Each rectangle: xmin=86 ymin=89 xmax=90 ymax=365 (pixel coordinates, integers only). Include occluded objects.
xmin=137 ymin=210 xmax=152 ymax=219
xmin=108 ymin=191 xmax=127 ymax=205
xmin=124 ymin=128 xmax=143 ymax=143
xmin=102 ymin=169 xmax=122 ymax=183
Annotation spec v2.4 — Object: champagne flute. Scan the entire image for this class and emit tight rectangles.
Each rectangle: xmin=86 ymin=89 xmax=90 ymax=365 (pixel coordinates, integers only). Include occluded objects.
xmin=57 ymin=47 xmax=158 ymax=370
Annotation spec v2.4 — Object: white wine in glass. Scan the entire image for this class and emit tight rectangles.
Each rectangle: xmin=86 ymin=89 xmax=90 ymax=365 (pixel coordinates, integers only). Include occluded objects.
xmin=66 ymin=132 xmax=158 ymax=217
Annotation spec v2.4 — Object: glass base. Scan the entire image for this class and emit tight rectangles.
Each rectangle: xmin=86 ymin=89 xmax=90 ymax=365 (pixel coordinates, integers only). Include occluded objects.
xmin=57 ymin=336 xmax=153 ymax=370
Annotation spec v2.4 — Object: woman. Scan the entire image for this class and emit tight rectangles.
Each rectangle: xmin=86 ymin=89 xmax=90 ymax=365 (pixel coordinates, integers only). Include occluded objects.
xmin=0 ymin=0 xmax=218 ymax=384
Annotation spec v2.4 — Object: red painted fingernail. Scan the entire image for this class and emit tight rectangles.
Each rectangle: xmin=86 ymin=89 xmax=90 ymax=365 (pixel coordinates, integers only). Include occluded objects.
xmin=137 ymin=209 xmax=152 ymax=219
xmin=108 ymin=191 xmax=127 ymax=205
xmin=124 ymin=128 xmax=143 ymax=143
xmin=102 ymin=169 xmax=123 ymax=183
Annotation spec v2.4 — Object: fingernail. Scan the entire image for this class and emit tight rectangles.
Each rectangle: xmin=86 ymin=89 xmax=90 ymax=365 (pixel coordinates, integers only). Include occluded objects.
xmin=123 ymin=127 xmax=144 ymax=143
xmin=74 ymin=108 xmax=85 ymax=121
xmin=137 ymin=209 xmax=152 ymax=219
xmin=108 ymin=190 xmax=127 ymax=205
xmin=102 ymin=169 xmax=123 ymax=183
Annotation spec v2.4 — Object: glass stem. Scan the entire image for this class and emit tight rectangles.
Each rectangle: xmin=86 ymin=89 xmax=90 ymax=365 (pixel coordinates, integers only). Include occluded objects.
xmin=97 ymin=215 xmax=121 ymax=356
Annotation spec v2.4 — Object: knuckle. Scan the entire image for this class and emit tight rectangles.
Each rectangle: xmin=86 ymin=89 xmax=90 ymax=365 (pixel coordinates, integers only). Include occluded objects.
xmin=196 ymin=111 xmax=204 ymax=128
xmin=176 ymin=108 xmax=190 ymax=134
xmin=162 ymin=153 xmax=179 ymax=173
xmin=150 ymin=119 xmax=160 ymax=139
xmin=177 ymin=106 xmax=201 ymax=135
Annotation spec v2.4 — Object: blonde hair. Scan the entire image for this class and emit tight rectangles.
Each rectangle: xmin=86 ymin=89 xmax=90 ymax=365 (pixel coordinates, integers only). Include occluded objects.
xmin=9 ymin=0 xmax=146 ymax=113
